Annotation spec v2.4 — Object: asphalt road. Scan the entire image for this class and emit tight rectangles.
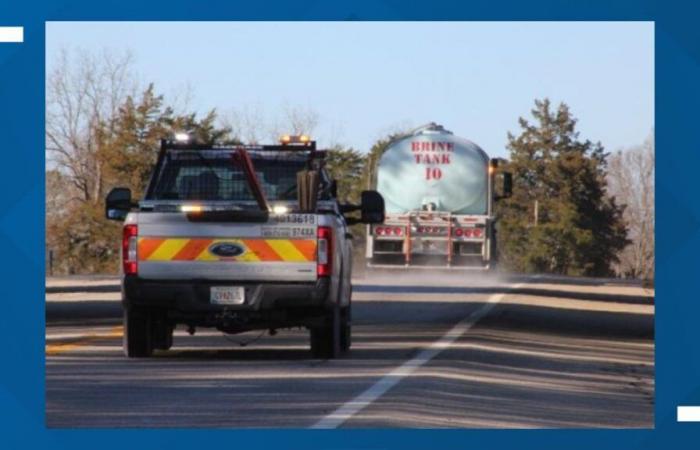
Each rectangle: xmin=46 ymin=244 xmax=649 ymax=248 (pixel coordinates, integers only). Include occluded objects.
xmin=45 ymin=273 xmax=654 ymax=428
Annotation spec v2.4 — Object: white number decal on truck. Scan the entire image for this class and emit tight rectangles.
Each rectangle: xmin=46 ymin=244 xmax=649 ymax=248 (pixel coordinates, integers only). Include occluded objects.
xmin=272 ymin=214 xmax=316 ymax=225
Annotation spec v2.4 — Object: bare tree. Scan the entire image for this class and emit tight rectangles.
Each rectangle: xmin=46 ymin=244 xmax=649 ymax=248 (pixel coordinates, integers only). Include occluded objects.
xmin=283 ymin=104 xmax=319 ymax=135
xmin=166 ymin=81 xmax=196 ymax=117
xmin=222 ymin=103 xmax=322 ymax=144
xmin=46 ymin=48 xmax=137 ymax=205
xmin=608 ymin=133 xmax=655 ymax=280
xmin=267 ymin=104 xmax=320 ymax=141
xmin=220 ymin=104 xmax=266 ymax=144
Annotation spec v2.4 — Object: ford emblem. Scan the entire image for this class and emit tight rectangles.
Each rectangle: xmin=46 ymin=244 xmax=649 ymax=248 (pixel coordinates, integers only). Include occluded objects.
xmin=209 ymin=242 xmax=245 ymax=258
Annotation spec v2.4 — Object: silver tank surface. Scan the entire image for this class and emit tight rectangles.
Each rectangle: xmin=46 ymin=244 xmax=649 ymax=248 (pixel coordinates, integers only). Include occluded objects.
xmin=376 ymin=123 xmax=489 ymax=215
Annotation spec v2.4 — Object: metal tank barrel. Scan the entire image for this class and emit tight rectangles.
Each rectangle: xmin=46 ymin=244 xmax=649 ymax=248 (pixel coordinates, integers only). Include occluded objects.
xmin=376 ymin=123 xmax=489 ymax=215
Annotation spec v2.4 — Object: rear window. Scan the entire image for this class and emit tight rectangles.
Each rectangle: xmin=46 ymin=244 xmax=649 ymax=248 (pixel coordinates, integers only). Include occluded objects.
xmin=146 ymin=150 xmax=309 ymax=202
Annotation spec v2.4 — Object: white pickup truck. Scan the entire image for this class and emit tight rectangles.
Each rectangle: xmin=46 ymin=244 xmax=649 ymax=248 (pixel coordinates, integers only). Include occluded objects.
xmin=105 ymin=136 xmax=384 ymax=359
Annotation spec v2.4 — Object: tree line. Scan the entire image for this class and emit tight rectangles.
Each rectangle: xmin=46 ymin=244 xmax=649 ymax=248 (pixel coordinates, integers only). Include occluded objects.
xmin=46 ymin=49 xmax=653 ymax=279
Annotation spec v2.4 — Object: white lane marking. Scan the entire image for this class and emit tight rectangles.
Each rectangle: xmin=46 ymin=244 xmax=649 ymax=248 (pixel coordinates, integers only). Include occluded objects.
xmin=678 ymin=407 xmax=700 ymax=422
xmin=312 ymin=282 xmax=526 ymax=429
xmin=0 ymin=27 xmax=23 ymax=43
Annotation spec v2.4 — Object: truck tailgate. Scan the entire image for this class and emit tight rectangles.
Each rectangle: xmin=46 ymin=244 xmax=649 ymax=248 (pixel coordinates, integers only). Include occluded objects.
xmin=135 ymin=212 xmax=317 ymax=282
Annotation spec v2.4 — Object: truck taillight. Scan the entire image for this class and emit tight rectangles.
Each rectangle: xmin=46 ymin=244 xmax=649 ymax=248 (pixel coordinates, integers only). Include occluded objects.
xmin=375 ymin=226 xmax=403 ymax=236
xmin=317 ymin=226 xmax=332 ymax=277
xmin=454 ymin=228 xmax=483 ymax=238
xmin=123 ymin=224 xmax=138 ymax=275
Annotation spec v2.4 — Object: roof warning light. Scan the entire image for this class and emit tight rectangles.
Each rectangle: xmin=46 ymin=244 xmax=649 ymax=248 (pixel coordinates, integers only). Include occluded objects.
xmin=280 ymin=134 xmax=312 ymax=145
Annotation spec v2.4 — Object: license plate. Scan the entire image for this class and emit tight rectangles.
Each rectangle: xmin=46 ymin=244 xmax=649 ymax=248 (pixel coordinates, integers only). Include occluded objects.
xmin=210 ymin=286 xmax=245 ymax=305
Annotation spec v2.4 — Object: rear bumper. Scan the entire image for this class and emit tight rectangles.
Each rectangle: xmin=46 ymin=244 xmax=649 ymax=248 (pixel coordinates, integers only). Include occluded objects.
xmin=122 ymin=275 xmax=330 ymax=313
xmin=368 ymin=254 xmax=489 ymax=268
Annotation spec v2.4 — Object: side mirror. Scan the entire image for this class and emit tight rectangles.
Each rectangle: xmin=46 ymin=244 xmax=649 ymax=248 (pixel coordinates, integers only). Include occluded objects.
xmin=359 ymin=190 xmax=385 ymax=224
xmin=105 ymin=187 xmax=134 ymax=221
xmin=502 ymin=172 xmax=513 ymax=198
xmin=340 ymin=190 xmax=385 ymax=225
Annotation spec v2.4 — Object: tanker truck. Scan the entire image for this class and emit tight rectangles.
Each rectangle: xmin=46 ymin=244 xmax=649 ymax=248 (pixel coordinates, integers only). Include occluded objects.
xmin=366 ymin=123 xmax=512 ymax=269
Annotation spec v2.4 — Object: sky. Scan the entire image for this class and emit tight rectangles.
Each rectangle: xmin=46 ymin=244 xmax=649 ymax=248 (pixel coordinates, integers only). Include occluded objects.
xmin=46 ymin=21 xmax=654 ymax=158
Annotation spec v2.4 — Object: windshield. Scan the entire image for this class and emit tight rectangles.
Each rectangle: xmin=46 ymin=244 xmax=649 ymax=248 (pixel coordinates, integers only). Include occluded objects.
xmin=146 ymin=150 xmax=309 ymax=202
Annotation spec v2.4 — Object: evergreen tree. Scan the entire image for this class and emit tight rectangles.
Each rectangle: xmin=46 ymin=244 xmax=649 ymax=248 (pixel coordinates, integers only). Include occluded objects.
xmin=364 ymin=133 xmax=406 ymax=189
xmin=323 ymin=145 xmax=366 ymax=205
xmin=324 ymin=145 xmax=367 ymax=240
xmin=104 ymin=84 xmax=234 ymax=197
xmin=498 ymin=99 xmax=628 ymax=276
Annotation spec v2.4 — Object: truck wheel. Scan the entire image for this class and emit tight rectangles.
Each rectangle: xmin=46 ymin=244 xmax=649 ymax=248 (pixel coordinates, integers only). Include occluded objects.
xmin=488 ymin=228 xmax=498 ymax=271
xmin=123 ymin=306 xmax=153 ymax=358
xmin=486 ymin=259 xmax=498 ymax=272
xmin=340 ymin=305 xmax=351 ymax=352
xmin=152 ymin=313 xmax=174 ymax=351
xmin=310 ymin=306 xmax=341 ymax=359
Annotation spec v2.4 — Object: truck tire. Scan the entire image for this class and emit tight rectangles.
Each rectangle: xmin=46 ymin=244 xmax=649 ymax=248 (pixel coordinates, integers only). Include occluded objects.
xmin=340 ymin=304 xmax=351 ymax=352
xmin=488 ymin=228 xmax=498 ymax=271
xmin=310 ymin=306 xmax=341 ymax=359
xmin=152 ymin=313 xmax=174 ymax=351
xmin=123 ymin=306 xmax=153 ymax=358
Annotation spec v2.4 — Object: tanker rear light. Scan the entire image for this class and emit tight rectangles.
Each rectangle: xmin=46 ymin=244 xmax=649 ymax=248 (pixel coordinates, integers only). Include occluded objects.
xmin=374 ymin=226 xmax=404 ymax=237
xmin=453 ymin=227 xmax=484 ymax=238
xmin=415 ymin=226 xmax=446 ymax=234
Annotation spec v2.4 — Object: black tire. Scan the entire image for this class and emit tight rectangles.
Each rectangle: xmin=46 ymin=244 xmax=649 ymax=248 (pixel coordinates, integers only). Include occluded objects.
xmin=489 ymin=228 xmax=498 ymax=268
xmin=123 ymin=306 xmax=153 ymax=358
xmin=151 ymin=311 xmax=174 ymax=351
xmin=310 ymin=306 xmax=341 ymax=359
xmin=340 ymin=304 xmax=351 ymax=352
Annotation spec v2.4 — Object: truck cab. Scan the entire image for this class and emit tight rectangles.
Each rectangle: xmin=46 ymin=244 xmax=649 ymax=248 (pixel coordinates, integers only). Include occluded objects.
xmin=105 ymin=135 xmax=384 ymax=359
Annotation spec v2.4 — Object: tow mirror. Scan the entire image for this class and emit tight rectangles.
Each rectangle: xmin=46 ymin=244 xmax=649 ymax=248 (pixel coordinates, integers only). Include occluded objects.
xmin=360 ymin=190 xmax=385 ymax=224
xmin=105 ymin=187 xmax=133 ymax=221
xmin=341 ymin=190 xmax=385 ymax=225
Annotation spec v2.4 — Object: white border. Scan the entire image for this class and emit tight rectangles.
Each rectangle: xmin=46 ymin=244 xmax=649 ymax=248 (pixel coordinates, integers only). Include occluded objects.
xmin=677 ymin=406 xmax=700 ymax=422
xmin=0 ymin=27 xmax=23 ymax=43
